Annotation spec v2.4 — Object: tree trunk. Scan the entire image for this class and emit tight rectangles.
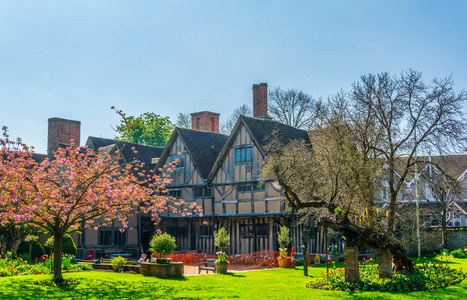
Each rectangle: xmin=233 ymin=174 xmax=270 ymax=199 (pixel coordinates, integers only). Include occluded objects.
xmin=53 ymin=233 xmax=64 ymax=284
xmin=320 ymin=218 xmax=414 ymax=272
xmin=442 ymin=206 xmax=448 ymax=249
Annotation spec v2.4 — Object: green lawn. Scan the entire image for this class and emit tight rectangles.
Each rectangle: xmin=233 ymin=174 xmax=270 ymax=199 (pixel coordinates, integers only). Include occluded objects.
xmin=0 ymin=258 xmax=466 ymax=300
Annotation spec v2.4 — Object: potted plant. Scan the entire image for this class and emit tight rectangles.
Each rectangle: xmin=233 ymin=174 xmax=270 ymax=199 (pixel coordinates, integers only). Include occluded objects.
xmin=277 ymin=225 xmax=292 ymax=268
xmin=214 ymin=227 xmax=230 ymax=273
xmin=149 ymin=232 xmax=176 ymax=263
xmin=141 ymin=232 xmax=183 ymax=277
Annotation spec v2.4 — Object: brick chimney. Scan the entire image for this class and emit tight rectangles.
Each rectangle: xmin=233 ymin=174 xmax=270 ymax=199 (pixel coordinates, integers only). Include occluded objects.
xmin=190 ymin=111 xmax=220 ymax=133
xmin=47 ymin=117 xmax=81 ymax=158
xmin=252 ymin=83 xmax=268 ymax=118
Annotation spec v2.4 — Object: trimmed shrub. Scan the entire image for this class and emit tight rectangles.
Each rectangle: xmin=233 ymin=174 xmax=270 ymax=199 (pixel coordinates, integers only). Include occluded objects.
xmin=43 ymin=234 xmax=77 ymax=255
xmin=150 ymin=233 xmax=176 ymax=263
xmin=16 ymin=239 xmax=44 ymax=261
xmin=62 ymin=234 xmax=77 ymax=255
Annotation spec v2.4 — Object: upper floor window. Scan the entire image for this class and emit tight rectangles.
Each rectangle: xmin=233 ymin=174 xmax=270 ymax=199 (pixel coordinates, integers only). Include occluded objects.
xmin=170 ymin=154 xmax=185 ymax=169
xmin=193 ymin=187 xmax=213 ymax=198
xmin=235 ymin=146 xmax=252 ymax=163
xmin=237 ymin=182 xmax=265 ymax=193
xmin=167 ymin=189 xmax=181 ymax=198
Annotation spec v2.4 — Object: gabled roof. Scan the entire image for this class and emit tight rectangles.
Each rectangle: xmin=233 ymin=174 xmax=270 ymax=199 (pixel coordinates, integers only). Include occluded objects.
xmin=85 ymin=137 xmax=164 ymax=173
xmin=155 ymin=128 xmax=228 ymax=180
xmin=208 ymin=115 xmax=310 ymax=182
xmin=241 ymin=115 xmax=310 ymax=155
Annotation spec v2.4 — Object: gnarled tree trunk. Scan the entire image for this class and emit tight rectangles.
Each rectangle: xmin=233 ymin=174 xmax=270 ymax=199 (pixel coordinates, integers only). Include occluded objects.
xmin=320 ymin=217 xmax=414 ymax=272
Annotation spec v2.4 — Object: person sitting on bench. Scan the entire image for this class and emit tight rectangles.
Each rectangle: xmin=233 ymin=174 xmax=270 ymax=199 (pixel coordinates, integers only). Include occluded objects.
xmin=138 ymin=254 xmax=147 ymax=262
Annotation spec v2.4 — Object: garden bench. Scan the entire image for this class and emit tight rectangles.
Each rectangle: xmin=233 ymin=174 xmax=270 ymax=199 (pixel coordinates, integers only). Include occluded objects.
xmin=198 ymin=259 xmax=216 ymax=274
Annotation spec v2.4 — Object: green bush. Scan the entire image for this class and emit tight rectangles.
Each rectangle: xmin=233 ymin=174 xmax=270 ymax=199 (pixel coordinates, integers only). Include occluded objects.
xmin=451 ymin=247 xmax=467 ymax=258
xmin=277 ymin=226 xmax=291 ymax=248
xmin=62 ymin=234 xmax=77 ymax=255
xmin=150 ymin=233 xmax=176 ymax=263
xmin=111 ymin=256 xmax=127 ymax=272
xmin=16 ymin=239 xmax=44 ymax=261
xmin=44 ymin=234 xmax=77 ymax=256
xmin=214 ymin=227 xmax=230 ymax=250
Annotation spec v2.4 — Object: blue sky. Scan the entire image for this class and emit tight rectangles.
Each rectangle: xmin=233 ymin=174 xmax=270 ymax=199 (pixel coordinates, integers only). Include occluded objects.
xmin=1 ymin=0 xmax=466 ymax=154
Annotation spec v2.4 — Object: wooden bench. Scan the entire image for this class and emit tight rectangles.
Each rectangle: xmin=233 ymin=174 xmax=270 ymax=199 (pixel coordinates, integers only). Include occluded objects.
xmin=199 ymin=259 xmax=217 ymax=274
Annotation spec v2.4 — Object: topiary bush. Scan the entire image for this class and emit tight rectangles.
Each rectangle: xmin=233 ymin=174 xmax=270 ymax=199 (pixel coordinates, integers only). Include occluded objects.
xmin=62 ymin=234 xmax=77 ymax=255
xmin=150 ymin=232 xmax=176 ymax=263
xmin=16 ymin=239 xmax=44 ymax=261
xmin=44 ymin=234 xmax=77 ymax=256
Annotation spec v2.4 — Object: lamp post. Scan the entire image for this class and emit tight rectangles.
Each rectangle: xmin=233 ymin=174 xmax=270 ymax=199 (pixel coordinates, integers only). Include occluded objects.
xmin=302 ymin=229 xmax=310 ymax=276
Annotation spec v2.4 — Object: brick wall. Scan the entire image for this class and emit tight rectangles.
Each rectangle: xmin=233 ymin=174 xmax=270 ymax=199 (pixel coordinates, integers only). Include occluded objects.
xmin=190 ymin=111 xmax=220 ymax=133
xmin=252 ymin=83 xmax=268 ymax=118
xmin=47 ymin=118 xmax=81 ymax=158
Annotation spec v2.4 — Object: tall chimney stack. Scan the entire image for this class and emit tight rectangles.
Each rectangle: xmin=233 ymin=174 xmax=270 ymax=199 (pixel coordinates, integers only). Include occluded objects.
xmin=190 ymin=111 xmax=220 ymax=133
xmin=47 ymin=118 xmax=81 ymax=158
xmin=252 ymin=83 xmax=268 ymax=118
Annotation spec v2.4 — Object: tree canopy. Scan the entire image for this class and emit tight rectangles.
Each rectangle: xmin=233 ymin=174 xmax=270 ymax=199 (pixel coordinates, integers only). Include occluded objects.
xmin=175 ymin=112 xmax=191 ymax=129
xmin=261 ymin=70 xmax=467 ymax=271
xmin=0 ymin=126 xmax=199 ymax=283
xmin=112 ymin=107 xmax=174 ymax=146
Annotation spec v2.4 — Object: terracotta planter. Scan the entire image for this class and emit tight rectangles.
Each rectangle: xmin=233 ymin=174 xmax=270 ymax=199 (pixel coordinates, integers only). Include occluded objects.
xmin=278 ymin=257 xmax=290 ymax=268
xmin=215 ymin=261 xmax=229 ymax=273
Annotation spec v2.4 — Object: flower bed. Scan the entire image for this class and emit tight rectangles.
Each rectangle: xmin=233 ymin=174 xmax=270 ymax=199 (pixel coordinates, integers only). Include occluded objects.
xmin=0 ymin=254 xmax=92 ymax=277
xmin=307 ymin=257 xmax=465 ymax=292
xmin=451 ymin=247 xmax=467 ymax=258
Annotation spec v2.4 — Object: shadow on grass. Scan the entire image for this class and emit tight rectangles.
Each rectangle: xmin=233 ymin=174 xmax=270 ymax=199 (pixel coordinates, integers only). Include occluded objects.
xmin=217 ymin=272 xmax=246 ymax=277
xmin=157 ymin=275 xmax=188 ymax=281
xmin=0 ymin=278 xmax=202 ymax=300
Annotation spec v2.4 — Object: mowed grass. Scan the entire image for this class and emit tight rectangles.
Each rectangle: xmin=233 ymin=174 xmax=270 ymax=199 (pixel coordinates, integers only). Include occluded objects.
xmin=0 ymin=258 xmax=466 ymax=300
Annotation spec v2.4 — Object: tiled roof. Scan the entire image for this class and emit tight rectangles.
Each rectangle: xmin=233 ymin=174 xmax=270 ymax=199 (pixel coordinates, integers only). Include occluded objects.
xmin=155 ymin=128 xmax=228 ymax=180
xmin=177 ymin=128 xmax=228 ymax=179
xmin=240 ymin=115 xmax=310 ymax=155
xmin=85 ymin=137 xmax=164 ymax=173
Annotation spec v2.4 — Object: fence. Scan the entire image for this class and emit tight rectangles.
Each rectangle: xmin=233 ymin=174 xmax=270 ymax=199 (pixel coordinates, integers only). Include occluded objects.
xmin=167 ymin=250 xmax=281 ymax=274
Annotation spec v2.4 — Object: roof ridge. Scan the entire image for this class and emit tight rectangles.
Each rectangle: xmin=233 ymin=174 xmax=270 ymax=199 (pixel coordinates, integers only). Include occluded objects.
xmin=240 ymin=115 xmax=308 ymax=132
xmin=87 ymin=136 xmax=164 ymax=149
xmin=176 ymin=127 xmax=228 ymax=137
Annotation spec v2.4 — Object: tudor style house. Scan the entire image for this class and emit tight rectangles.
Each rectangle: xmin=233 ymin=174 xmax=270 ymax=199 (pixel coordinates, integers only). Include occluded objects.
xmin=156 ymin=84 xmax=329 ymax=255
xmin=29 ymin=84 xmax=467 ymax=259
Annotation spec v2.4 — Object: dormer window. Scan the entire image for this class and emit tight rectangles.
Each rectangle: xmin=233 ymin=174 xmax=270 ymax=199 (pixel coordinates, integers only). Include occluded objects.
xmin=170 ymin=154 xmax=185 ymax=169
xmin=235 ymin=146 xmax=252 ymax=163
